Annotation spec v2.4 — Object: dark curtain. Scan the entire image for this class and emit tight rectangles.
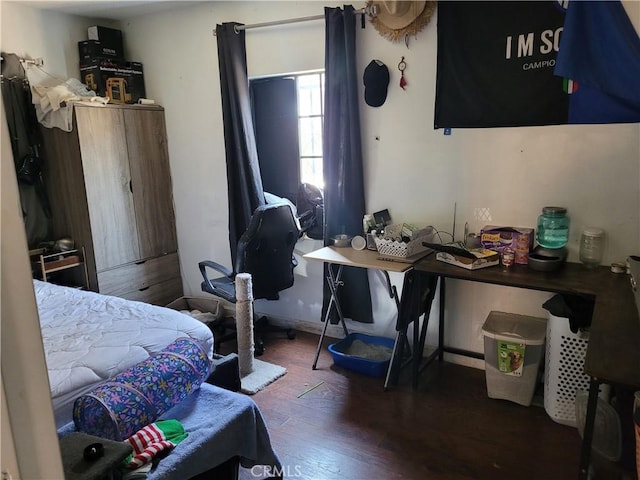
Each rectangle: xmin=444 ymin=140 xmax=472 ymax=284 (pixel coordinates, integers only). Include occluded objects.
xmin=250 ymin=77 xmax=300 ymax=203
xmin=216 ymin=23 xmax=265 ymax=262
xmin=322 ymin=6 xmax=373 ymax=324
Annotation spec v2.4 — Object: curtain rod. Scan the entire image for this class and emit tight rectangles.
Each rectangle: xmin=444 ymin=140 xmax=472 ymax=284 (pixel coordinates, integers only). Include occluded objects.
xmin=212 ymin=6 xmax=375 ymax=36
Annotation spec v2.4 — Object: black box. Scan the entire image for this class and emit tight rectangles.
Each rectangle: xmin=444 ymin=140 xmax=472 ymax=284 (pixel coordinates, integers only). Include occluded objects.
xmin=87 ymin=26 xmax=124 ymax=59
xmin=80 ymin=58 xmax=145 ymax=104
xmin=206 ymin=353 xmax=241 ymax=392
xmin=78 ymin=40 xmax=122 ymax=60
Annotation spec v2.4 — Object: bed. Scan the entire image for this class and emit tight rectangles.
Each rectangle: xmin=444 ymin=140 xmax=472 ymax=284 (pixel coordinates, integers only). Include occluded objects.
xmin=34 ymin=279 xmax=215 ymax=428
xmin=36 ymin=280 xmax=282 ymax=478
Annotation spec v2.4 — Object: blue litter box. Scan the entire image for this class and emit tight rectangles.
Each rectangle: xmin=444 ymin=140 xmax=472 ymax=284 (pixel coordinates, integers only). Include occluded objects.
xmin=328 ymin=333 xmax=395 ymax=377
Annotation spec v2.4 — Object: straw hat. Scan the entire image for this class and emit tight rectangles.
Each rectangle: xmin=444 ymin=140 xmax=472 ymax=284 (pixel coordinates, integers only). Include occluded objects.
xmin=367 ymin=1 xmax=436 ymax=42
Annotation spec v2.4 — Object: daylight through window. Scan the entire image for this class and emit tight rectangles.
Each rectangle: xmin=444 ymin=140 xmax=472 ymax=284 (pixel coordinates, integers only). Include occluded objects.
xmin=296 ymin=72 xmax=325 ymax=189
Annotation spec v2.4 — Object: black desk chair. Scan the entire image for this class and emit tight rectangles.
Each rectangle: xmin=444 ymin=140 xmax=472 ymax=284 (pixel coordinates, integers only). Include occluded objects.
xmin=198 ymin=201 xmax=300 ymax=355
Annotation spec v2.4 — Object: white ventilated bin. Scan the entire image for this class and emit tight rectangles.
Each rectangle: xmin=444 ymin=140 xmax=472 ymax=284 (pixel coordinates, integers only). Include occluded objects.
xmin=373 ymin=224 xmax=434 ymax=258
xmin=482 ymin=311 xmax=547 ymax=407
xmin=543 ymin=313 xmax=609 ymax=427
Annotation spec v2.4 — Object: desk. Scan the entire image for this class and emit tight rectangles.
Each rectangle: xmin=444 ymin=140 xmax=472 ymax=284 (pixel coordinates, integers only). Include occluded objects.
xmin=413 ymin=256 xmax=640 ymax=477
xmin=303 ymin=246 xmax=425 ymax=389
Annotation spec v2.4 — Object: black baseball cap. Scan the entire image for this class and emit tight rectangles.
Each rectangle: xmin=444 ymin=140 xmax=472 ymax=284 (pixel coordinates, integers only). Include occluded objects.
xmin=363 ymin=60 xmax=390 ymax=107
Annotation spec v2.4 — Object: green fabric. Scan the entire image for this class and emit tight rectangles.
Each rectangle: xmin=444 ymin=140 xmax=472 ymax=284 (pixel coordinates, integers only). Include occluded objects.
xmin=123 ymin=419 xmax=188 ymax=467
xmin=155 ymin=419 xmax=188 ymax=444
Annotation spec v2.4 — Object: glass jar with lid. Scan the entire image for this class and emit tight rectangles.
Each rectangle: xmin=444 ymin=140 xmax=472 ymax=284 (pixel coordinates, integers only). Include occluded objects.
xmin=536 ymin=207 xmax=570 ymax=249
xmin=579 ymin=227 xmax=605 ymax=268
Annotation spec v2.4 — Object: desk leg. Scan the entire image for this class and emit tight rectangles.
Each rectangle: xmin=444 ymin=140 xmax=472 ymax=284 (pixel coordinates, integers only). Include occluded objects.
xmin=384 ymin=270 xmax=411 ymax=391
xmin=579 ymin=377 xmax=600 ymax=478
xmin=418 ymin=274 xmax=438 ymax=357
xmin=438 ymin=276 xmax=445 ymax=362
xmin=412 ymin=274 xmax=439 ymax=390
xmin=312 ymin=264 xmax=348 ymax=369
xmin=328 ymin=265 xmax=349 ymax=338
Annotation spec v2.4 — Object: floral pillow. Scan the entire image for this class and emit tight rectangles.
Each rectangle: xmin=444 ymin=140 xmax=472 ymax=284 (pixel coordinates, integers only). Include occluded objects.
xmin=73 ymin=337 xmax=210 ymax=441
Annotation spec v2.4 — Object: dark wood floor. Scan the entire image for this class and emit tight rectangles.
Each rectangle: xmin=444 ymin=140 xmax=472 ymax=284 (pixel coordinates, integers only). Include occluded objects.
xmin=219 ymin=330 xmax=603 ymax=480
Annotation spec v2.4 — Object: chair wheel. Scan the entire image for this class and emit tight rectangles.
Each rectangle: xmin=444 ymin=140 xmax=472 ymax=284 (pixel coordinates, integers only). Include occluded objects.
xmin=255 ymin=340 xmax=265 ymax=356
xmin=286 ymin=329 xmax=296 ymax=340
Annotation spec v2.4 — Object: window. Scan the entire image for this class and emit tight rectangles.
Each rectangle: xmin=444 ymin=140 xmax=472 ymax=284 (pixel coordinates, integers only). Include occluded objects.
xmin=296 ymin=72 xmax=325 ymax=189
xmin=250 ymin=71 xmax=325 ymax=201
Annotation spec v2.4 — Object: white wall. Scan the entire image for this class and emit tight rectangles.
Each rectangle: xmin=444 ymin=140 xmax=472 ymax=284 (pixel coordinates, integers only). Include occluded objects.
xmin=1 ymin=1 xmax=118 ymax=77
xmin=3 ymin=1 xmax=639 ymax=370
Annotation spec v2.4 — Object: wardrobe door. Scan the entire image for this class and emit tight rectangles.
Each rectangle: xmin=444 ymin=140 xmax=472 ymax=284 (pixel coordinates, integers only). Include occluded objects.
xmin=75 ymin=107 xmax=140 ymax=271
xmin=123 ymin=108 xmax=178 ymax=258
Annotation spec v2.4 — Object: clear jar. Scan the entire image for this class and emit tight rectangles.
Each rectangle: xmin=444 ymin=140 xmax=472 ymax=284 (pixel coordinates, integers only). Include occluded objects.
xmin=579 ymin=227 xmax=605 ymax=268
xmin=536 ymin=207 xmax=570 ymax=249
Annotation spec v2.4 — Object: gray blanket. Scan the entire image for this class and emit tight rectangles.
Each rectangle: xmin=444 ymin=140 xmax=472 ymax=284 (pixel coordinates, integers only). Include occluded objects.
xmin=59 ymin=382 xmax=281 ymax=479
xmin=150 ymin=383 xmax=281 ymax=479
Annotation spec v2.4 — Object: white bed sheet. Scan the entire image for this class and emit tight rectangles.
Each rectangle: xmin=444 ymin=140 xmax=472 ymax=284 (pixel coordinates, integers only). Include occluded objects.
xmin=33 ymin=280 xmax=214 ymax=427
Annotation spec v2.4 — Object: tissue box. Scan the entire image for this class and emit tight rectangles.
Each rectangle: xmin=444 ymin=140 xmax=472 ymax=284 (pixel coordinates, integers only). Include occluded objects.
xmin=480 ymin=226 xmax=534 ymax=264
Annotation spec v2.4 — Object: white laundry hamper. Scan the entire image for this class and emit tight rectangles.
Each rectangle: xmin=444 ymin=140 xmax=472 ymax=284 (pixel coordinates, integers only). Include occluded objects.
xmin=543 ymin=313 xmax=609 ymax=427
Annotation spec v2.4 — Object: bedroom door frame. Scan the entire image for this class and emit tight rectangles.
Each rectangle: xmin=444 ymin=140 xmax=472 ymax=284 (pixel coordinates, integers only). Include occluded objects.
xmin=1 ymin=103 xmax=64 ymax=479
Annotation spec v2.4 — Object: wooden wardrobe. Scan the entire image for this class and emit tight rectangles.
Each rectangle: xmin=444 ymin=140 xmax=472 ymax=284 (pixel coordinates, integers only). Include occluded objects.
xmin=40 ymin=104 xmax=183 ymax=306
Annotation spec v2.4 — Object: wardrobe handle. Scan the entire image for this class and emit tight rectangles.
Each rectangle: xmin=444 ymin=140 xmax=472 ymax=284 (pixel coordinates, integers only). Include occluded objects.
xmin=138 ymin=286 xmax=150 ymax=292
xmin=129 ymin=180 xmax=133 ymax=193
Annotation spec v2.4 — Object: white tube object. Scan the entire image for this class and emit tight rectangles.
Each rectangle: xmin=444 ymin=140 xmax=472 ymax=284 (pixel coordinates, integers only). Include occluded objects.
xmin=235 ymin=273 xmax=254 ymax=376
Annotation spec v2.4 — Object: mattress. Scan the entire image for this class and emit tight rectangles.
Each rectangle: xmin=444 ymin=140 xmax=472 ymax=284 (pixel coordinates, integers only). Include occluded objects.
xmin=33 ymin=280 xmax=214 ymax=427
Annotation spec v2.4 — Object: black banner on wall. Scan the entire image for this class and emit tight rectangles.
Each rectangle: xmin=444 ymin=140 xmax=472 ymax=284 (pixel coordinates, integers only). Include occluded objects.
xmin=435 ymin=1 xmax=640 ymax=129
xmin=435 ymin=1 xmax=568 ymax=129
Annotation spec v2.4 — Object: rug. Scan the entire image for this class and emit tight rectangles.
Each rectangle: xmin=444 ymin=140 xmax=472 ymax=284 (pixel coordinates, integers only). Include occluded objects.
xmin=240 ymin=358 xmax=287 ymax=395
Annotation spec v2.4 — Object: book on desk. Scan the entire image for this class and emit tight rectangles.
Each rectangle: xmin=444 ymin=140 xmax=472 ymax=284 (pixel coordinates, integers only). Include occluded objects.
xmin=422 ymin=242 xmax=500 ymax=270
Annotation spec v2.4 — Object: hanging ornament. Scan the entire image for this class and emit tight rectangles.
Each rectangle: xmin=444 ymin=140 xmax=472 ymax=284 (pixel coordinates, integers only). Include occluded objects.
xmin=398 ymin=56 xmax=407 ymax=90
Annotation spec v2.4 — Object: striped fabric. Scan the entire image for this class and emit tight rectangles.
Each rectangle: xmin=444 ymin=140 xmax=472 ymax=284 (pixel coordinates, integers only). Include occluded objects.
xmin=125 ymin=420 xmax=187 ymax=468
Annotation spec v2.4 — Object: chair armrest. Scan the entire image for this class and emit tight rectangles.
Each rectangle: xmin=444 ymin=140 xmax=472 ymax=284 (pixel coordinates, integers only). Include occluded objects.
xmin=198 ymin=260 xmax=234 ymax=294
xmin=198 ymin=260 xmax=233 ymax=298
xmin=199 ymin=260 xmax=233 ymax=277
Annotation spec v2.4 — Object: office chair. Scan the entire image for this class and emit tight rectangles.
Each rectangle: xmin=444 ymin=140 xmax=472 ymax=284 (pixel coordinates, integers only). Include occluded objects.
xmin=198 ymin=201 xmax=300 ymax=355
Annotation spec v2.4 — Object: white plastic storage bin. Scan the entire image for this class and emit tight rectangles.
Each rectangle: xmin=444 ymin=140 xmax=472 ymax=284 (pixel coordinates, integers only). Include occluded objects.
xmin=482 ymin=311 xmax=547 ymax=406
xmin=543 ymin=313 xmax=609 ymax=427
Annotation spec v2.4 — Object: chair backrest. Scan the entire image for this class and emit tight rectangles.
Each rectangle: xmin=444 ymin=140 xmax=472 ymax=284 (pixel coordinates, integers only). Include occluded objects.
xmin=235 ymin=201 xmax=300 ymax=301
